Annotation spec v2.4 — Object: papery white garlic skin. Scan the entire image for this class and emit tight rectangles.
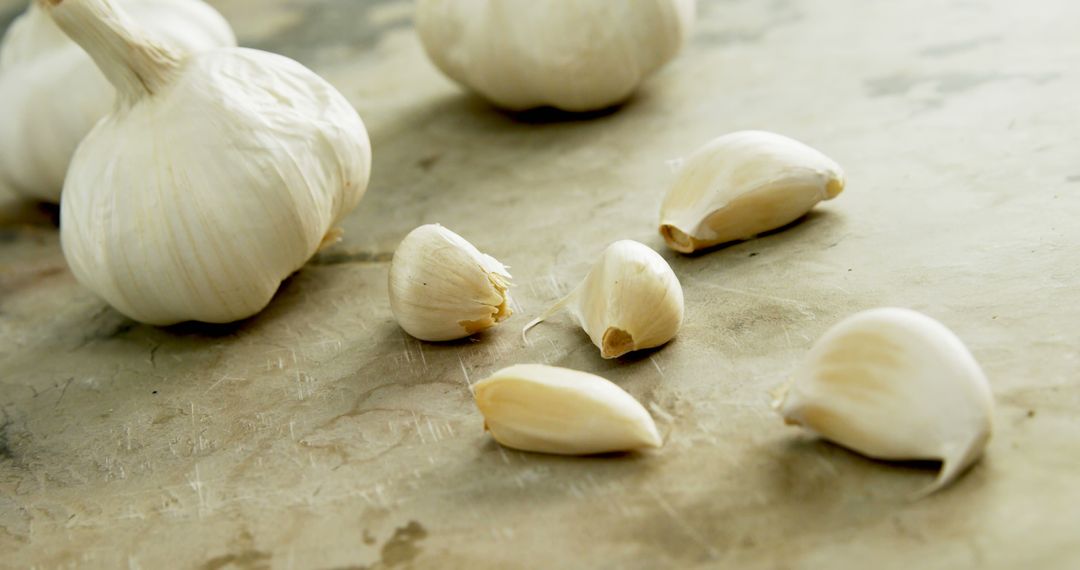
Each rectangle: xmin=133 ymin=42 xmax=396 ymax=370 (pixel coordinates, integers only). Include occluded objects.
xmin=415 ymin=0 xmax=696 ymax=112
xmin=52 ymin=0 xmax=371 ymax=325
xmin=0 ymin=0 xmax=235 ymax=202
xmin=659 ymin=130 xmax=845 ymax=253
xmin=775 ymin=308 xmax=994 ymax=492
xmin=525 ymin=240 xmax=683 ymax=359
xmin=473 ymin=364 xmax=662 ymax=455
xmin=388 ymin=224 xmax=512 ymax=342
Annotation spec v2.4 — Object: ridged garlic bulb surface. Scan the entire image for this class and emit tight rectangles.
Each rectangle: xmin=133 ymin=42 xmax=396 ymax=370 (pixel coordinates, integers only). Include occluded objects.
xmin=0 ymin=0 xmax=235 ymax=202
xmin=51 ymin=0 xmax=371 ymax=325
xmin=415 ymin=0 xmax=696 ymax=112
xmin=659 ymin=130 xmax=845 ymax=253
xmin=775 ymin=308 xmax=995 ymax=493
xmin=388 ymin=224 xmax=512 ymax=342
xmin=524 ymin=240 xmax=683 ymax=359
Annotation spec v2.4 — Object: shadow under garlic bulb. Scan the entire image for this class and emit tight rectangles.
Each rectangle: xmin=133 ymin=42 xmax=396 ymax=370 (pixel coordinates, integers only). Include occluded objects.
xmin=415 ymin=0 xmax=696 ymax=112
xmin=51 ymin=0 xmax=371 ymax=325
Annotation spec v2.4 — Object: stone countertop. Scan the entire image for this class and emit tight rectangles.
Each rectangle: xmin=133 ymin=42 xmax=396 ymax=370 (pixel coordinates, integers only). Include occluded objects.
xmin=2 ymin=0 xmax=1079 ymax=568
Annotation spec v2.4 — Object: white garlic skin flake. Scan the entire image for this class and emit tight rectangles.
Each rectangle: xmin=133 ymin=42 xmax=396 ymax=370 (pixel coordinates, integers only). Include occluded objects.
xmin=659 ymin=130 xmax=845 ymax=253
xmin=52 ymin=0 xmax=371 ymax=325
xmin=415 ymin=0 xmax=696 ymax=112
xmin=524 ymin=240 xmax=683 ymax=359
xmin=0 ymin=0 xmax=235 ymax=202
xmin=388 ymin=224 xmax=512 ymax=342
xmin=775 ymin=307 xmax=995 ymax=493
xmin=474 ymin=364 xmax=662 ymax=455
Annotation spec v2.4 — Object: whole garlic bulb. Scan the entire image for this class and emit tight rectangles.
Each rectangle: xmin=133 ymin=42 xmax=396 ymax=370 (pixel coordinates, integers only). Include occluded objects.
xmin=524 ymin=240 xmax=683 ymax=359
xmin=474 ymin=364 xmax=662 ymax=455
xmin=51 ymin=0 xmax=371 ymax=325
xmin=415 ymin=0 xmax=696 ymax=112
xmin=388 ymin=224 xmax=512 ymax=342
xmin=774 ymin=308 xmax=995 ymax=493
xmin=0 ymin=0 xmax=235 ymax=202
xmin=659 ymin=130 xmax=845 ymax=253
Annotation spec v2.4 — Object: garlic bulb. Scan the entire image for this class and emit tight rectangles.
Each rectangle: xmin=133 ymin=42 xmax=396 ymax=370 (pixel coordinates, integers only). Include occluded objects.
xmin=524 ymin=240 xmax=683 ymax=359
xmin=0 ymin=0 xmax=235 ymax=202
xmin=51 ymin=0 xmax=371 ymax=325
xmin=415 ymin=0 xmax=696 ymax=112
xmin=659 ymin=130 xmax=845 ymax=253
xmin=774 ymin=308 xmax=995 ymax=493
xmin=389 ymin=224 xmax=512 ymax=341
xmin=473 ymin=364 xmax=662 ymax=455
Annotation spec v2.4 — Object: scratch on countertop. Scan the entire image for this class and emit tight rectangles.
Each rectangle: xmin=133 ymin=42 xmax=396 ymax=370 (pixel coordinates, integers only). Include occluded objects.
xmin=645 ymin=487 xmax=720 ymax=561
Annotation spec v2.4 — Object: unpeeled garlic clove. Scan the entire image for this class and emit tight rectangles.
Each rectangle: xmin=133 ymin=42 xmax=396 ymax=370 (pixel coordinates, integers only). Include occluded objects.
xmin=473 ymin=364 xmax=662 ymax=455
xmin=659 ymin=130 xmax=845 ymax=253
xmin=523 ymin=240 xmax=683 ymax=359
xmin=388 ymin=224 xmax=512 ymax=342
xmin=774 ymin=308 xmax=995 ymax=493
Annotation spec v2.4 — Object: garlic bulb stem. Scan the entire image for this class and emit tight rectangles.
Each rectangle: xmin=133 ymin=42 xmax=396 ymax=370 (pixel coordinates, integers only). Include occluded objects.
xmin=44 ymin=0 xmax=180 ymax=102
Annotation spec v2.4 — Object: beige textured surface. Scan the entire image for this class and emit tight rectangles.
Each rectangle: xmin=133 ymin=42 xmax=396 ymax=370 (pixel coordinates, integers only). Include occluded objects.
xmin=2 ymin=0 xmax=1080 ymax=568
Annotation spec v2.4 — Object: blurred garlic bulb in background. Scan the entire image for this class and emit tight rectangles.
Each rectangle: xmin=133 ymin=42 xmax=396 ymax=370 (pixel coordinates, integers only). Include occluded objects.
xmin=0 ymin=0 xmax=235 ymax=202
xmin=524 ymin=240 xmax=683 ymax=359
xmin=660 ymin=130 xmax=845 ymax=253
xmin=415 ymin=0 xmax=696 ymax=112
xmin=389 ymin=224 xmax=512 ymax=341
xmin=51 ymin=0 xmax=371 ymax=325
xmin=774 ymin=308 xmax=995 ymax=493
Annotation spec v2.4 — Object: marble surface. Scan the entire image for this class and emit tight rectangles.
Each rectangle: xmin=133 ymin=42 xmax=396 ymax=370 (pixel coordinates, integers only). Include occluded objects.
xmin=3 ymin=0 xmax=1080 ymax=568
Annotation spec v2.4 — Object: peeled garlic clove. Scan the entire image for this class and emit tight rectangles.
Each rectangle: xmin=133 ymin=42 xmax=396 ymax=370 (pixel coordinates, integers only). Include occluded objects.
xmin=388 ymin=224 xmax=512 ymax=342
xmin=474 ymin=364 xmax=662 ymax=455
xmin=774 ymin=308 xmax=995 ymax=493
xmin=524 ymin=240 xmax=683 ymax=359
xmin=415 ymin=0 xmax=696 ymax=112
xmin=51 ymin=0 xmax=370 ymax=325
xmin=659 ymin=130 xmax=845 ymax=253
xmin=0 ymin=0 xmax=235 ymax=202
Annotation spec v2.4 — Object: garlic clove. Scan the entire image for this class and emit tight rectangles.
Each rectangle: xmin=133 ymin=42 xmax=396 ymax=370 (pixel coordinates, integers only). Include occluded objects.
xmin=774 ymin=308 xmax=995 ymax=493
xmin=473 ymin=364 xmax=662 ymax=455
xmin=415 ymin=0 xmax=696 ymax=112
xmin=388 ymin=224 xmax=512 ymax=342
xmin=0 ymin=0 xmax=235 ymax=202
xmin=524 ymin=240 xmax=683 ymax=359
xmin=49 ymin=0 xmax=369 ymax=325
xmin=659 ymin=130 xmax=845 ymax=253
